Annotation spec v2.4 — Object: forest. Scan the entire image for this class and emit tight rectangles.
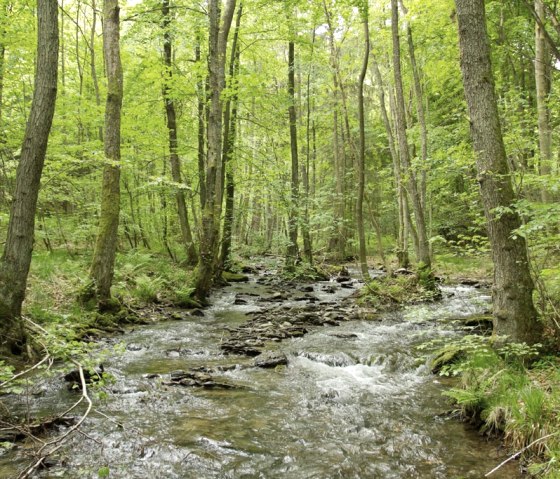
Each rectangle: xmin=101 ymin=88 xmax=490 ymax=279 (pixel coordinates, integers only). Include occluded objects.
xmin=0 ymin=0 xmax=559 ymax=477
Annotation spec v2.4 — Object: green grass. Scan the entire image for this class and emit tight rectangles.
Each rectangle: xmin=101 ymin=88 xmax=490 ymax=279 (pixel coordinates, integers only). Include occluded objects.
xmin=434 ymin=251 xmax=493 ymax=282
xmin=20 ymin=249 xmax=199 ymax=346
xmin=434 ymin=337 xmax=560 ymax=477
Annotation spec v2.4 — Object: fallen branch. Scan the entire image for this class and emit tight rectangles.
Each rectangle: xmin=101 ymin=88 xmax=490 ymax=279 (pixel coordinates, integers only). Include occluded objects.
xmin=18 ymin=359 xmax=93 ymax=479
xmin=485 ymin=432 xmax=558 ymax=477
xmin=0 ymin=352 xmax=52 ymax=389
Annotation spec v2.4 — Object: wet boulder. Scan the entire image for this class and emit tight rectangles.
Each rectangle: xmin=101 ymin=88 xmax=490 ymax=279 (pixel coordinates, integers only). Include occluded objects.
xmin=335 ymin=276 xmax=352 ymax=283
xmin=167 ymin=370 xmax=240 ymax=389
xmin=252 ymin=351 xmax=288 ymax=368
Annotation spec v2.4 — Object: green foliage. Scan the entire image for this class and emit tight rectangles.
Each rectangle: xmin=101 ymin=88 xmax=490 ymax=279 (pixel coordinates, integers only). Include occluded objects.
xmin=281 ymin=263 xmax=329 ymax=282
xmin=432 ymin=335 xmax=560 ymax=476
xmin=359 ymin=272 xmax=440 ymax=310
xmin=98 ymin=466 xmax=110 ymax=478
xmin=132 ymin=274 xmax=164 ymax=303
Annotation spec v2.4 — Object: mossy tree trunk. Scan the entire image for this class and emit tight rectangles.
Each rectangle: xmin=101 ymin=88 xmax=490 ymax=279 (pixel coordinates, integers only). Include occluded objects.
xmin=218 ymin=2 xmax=242 ymax=274
xmin=89 ymin=0 xmax=123 ymax=308
xmin=285 ymin=39 xmax=300 ymax=272
xmin=0 ymin=0 xmax=58 ymax=354
xmin=535 ymin=0 xmax=552 ymax=203
xmin=455 ymin=0 xmax=542 ymax=344
xmin=195 ymin=0 xmax=237 ymax=300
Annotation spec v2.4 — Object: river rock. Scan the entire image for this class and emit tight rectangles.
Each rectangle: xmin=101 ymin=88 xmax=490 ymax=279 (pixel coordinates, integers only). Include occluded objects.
xmin=252 ymin=351 xmax=288 ymax=368
xmin=394 ymin=268 xmax=414 ymax=275
xmin=328 ymin=332 xmax=358 ymax=339
xmin=64 ymin=365 xmax=105 ymax=390
xmin=190 ymin=309 xmax=205 ymax=317
xmin=167 ymin=370 xmax=240 ymax=389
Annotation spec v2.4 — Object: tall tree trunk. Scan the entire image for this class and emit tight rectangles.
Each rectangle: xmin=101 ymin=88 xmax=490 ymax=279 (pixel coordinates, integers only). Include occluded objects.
xmin=535 ymin=0 xmax=552 ymax=203
xmin=0 ymin=16 xmax=5 ymax=144
xmin=162 ymin=0 xmax=197 ymax=266
xmin=195 ymin=0 xmax=236 ymax=299
xmin=0 ymin=0 xmax=58 ymax=354
xmin=195 ymin=32 xmax=207 ymax=210
xmin=371 ymin=58 xmax=407 ymax=269
xmin=90 ymin=0 xmax=103 ymax=142
xmin=455 ymin=0 xmax=542 ymax=344
xmin=356 ymin=2 xmax=370 ymax=280
xmin=302 ymin=29 xmax=315 ymax=265
xmin=219 ymin=2 xmax=242 ymax=273
xmin=390 ymin=0 xmax=431 ymax=272
xmin=323 ymin=1 xmax=346 ymax=260
xmin=402 ymin=3 xmax=428 ymax=209
xmin=285 ymin=39 xmax=300 ymax=271
xmin=89 ymin=0 xmax=123 ymax=308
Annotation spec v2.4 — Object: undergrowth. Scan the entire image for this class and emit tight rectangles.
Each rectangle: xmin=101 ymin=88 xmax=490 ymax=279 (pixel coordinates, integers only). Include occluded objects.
xmin=358 ymin=272 xmax=441 ymax=311
xmin=281 ymin=262 xmax=330 ymax=282
xmin=427 ymin=335 xmax=560 ymax=477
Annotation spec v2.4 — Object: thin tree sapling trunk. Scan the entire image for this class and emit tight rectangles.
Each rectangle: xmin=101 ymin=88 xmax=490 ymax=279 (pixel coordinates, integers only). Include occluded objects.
xmin=285 ymin=39 xmax=300 ymax=272
xmin=356 ymin=1 xmax=370 ymax=280
xmin=162 ymin=0 xmax=197 ymax=266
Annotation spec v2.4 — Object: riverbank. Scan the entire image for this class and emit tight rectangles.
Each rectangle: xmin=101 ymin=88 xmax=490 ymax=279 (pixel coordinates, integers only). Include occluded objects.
xmin=1 ymin=250 xmax=557 ymax=478
xmin=2 ymin=253 xmax=526 ymax=478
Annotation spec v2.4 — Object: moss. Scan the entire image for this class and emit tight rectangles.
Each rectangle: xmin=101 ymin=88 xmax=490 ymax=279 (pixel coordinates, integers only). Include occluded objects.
xmin=281 ymin=263 xmax=329 ymax=282
xmin=222 ymin=271 xmax=249 ymax=282
xmin=431 ymin=345 xmax=466 ymax=374
xmin=359 ymin=272 xmax=440 ymax=311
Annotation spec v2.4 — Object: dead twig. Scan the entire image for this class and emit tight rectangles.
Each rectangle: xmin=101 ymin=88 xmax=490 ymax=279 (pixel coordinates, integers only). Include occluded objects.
xmin=0 ymin=353 xmax=52 ymax=389
xmin=484 ymin=432 xmax=558 ymax=477
xmin=18 ymin=360 xmax=93 ymax=479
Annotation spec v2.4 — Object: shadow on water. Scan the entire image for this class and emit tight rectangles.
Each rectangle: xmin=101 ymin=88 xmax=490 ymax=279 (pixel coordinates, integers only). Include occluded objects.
xmin=0 ymin=270 xmax=521 ymax=478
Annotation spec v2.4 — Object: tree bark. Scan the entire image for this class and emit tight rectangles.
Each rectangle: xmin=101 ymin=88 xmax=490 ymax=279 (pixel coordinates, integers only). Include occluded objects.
xmin=90 ymin=0 xmax=103 ymax=142
xmin=535 ymin=0 xmax=552 ymax=203
xmin=162 ymin=0 xmax=197 ymax=266
xmin=455 ymin=0 xmax=542 ymax=344
xmin=323 ymin=1 xmax=346 ymax=260
xmin=0 ymin=0 xmax=58 ymax=354
xmin=302 ymin=28 xmax=315 ymax=265
xmin=219 ymin=2 xmax=243 ymax=273
xmin=89 ymin=0 xmax=123 ymax=307
xmin=356 ymin=3 xmax=370 ymax=280
xmin=195 ymin=0 xmax=237 ymax=299
xmin=195 ymin=34 xmax=207 ymax=210
xmin=371 ymin=58 xmax=407 ymax=269
xmin=391 ymin=0 xmax=431 ymax=272
xmin=285 ymin=39 xmax=300 ymax=271
xmin=402 ymin=3 xmax=428 ymax=210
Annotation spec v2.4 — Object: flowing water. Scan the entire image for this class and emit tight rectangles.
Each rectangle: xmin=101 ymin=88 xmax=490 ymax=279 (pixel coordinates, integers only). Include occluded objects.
xmin=1 ymin=269 xmax=521 ymax=478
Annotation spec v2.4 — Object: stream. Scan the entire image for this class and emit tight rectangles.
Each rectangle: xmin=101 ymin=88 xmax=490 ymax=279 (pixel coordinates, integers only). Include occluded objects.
xmin=1 ymin=265 xmax=521 ymax=478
